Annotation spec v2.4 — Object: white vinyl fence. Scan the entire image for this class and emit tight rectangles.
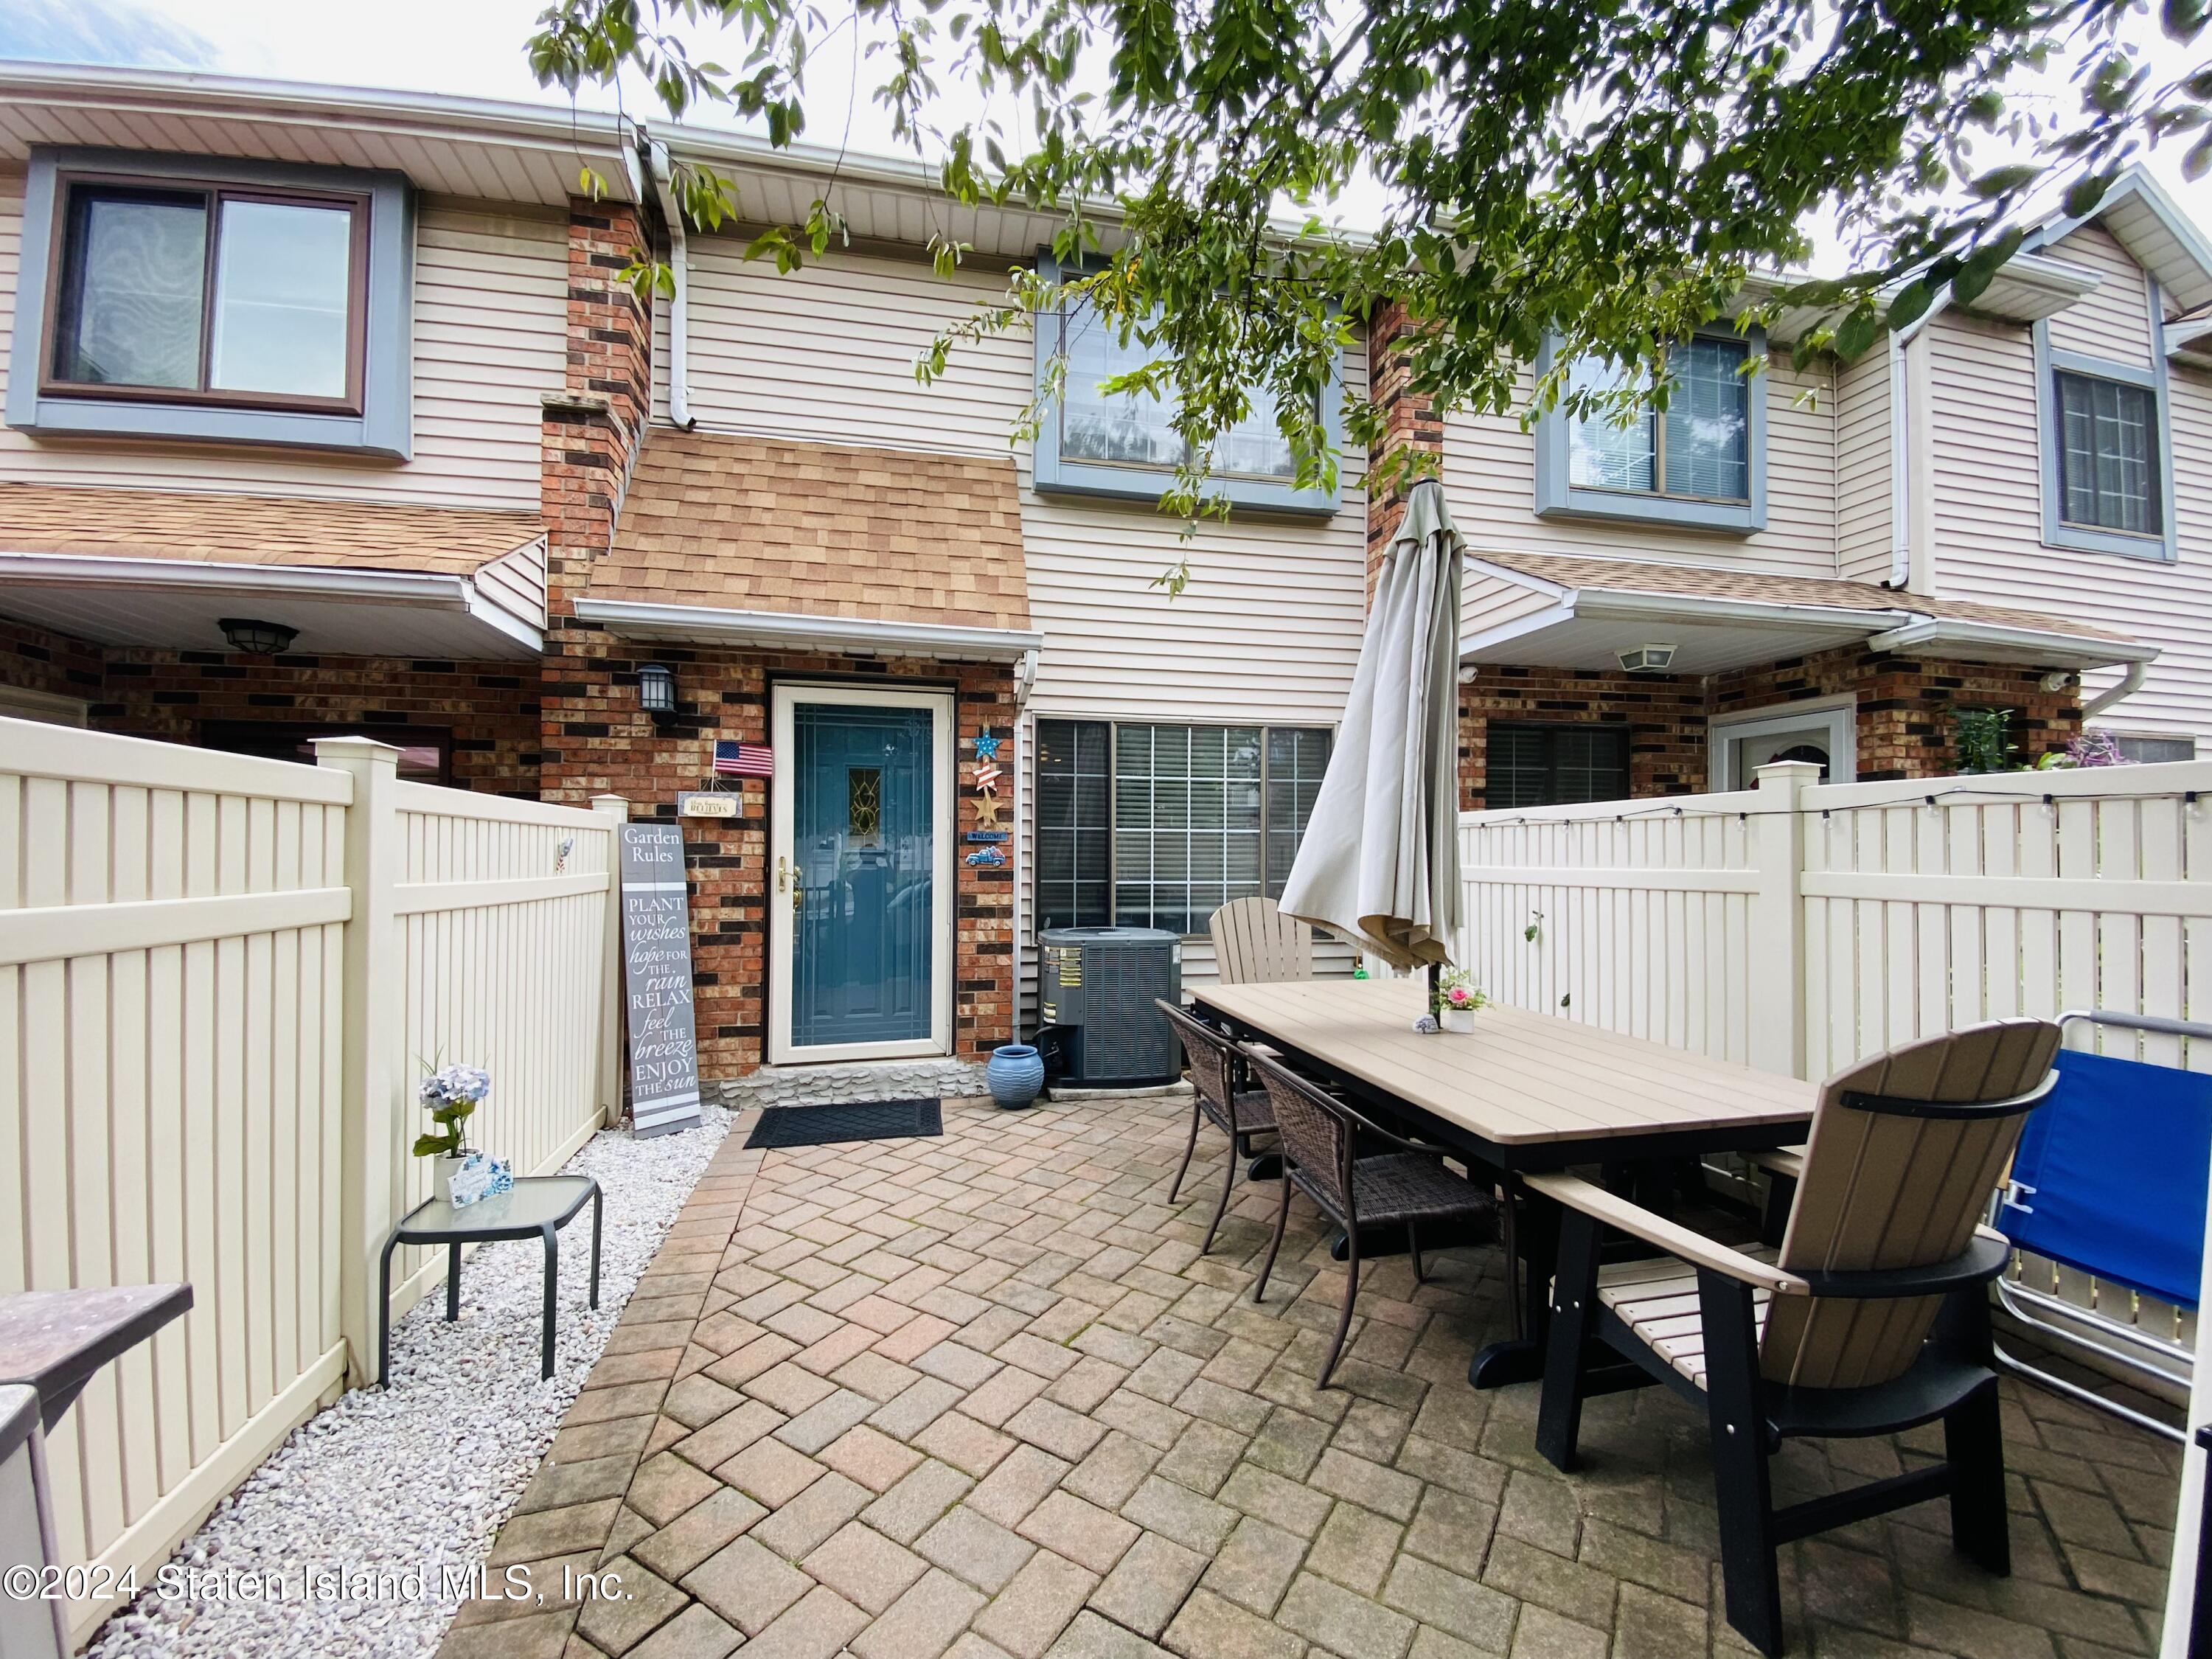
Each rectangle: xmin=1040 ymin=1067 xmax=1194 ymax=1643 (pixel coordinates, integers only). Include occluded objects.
xmin=1461 ymin=758 xmax=2212 ymax=1074
xmin=1460 ymin=755 xmax=2212 ymax=1370
xmin=0 ymin=720 xmax=627 ymax=1642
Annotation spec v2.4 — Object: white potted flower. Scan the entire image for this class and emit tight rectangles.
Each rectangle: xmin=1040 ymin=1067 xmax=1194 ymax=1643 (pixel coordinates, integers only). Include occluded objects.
xmin=415 ymin=1063 xmax=491 ymax=1205
xmin=1433 ymin=969 xmax=1487 ymax=1033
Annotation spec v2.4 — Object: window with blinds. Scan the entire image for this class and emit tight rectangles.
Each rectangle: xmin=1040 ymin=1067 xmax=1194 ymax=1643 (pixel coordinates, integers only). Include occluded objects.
xmin=1034 ymin=719 xmax=1332 ymax=936
xmin=1486 ymin=723 xmax=1630 ymax=809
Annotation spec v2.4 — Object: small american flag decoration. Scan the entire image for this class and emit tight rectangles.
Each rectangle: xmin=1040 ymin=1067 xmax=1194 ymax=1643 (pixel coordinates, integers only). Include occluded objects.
xmin=714 ymin=740 xmax=773 ymax=778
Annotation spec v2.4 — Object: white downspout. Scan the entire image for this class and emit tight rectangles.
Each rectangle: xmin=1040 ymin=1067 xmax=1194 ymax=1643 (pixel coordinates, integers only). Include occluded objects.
xmin=2082 ymin=660 xmax=2149 ymax=720
xmin=647 ymin=139 xmax=695 ymax=430
xmin=1887 ymin=292 xmax=1952 ymax=590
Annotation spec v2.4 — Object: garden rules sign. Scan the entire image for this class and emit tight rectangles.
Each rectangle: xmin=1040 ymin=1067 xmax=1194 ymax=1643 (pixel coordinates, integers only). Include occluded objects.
xmin=618 ymin=824 xmax=703 ymax=1136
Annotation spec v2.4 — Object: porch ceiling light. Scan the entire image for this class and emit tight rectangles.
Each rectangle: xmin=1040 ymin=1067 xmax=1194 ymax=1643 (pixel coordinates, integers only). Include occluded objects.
xmin=638 ymin=661 xmax=679 ymax=720
xmin=218 ymin=617 xmax=299 ymax=655
xmin=1618 ymin=643 xmax=1678 ymax=675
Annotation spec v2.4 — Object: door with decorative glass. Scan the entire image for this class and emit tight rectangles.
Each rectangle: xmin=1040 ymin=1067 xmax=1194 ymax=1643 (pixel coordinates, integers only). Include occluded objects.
xmin=768 ymin=686 xmax=953 ymax=1062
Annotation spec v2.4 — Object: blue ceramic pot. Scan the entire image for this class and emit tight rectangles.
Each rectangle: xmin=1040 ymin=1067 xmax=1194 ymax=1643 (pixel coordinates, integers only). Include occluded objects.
xmin=987 ymin=1043 xmax=1046 ymax=1110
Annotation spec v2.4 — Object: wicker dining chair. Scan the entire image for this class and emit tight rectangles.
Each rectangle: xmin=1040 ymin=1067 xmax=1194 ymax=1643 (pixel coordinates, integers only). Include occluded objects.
xmin=1155 ymin=998 xmax=1278 ymax=1256
xmin=1243 ymin=1046 xmax=1500 ymax=1388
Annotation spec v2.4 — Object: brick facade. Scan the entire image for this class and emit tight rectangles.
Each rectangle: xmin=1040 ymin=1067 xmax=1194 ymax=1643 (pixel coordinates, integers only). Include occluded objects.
xmin=1 ymin=614 xmax=102 ymax=703
xmin=1460 ymin=644 xmax=2087 ymax=808
xmin=96 ymin=649 xmax=541 ymax=793
xmin=1459 ymin=665 xmax=1709 ymax=809
xmin=1711 ymin=644 xmax=2082 ymax=781
xmin=1365 ymin=299 xmax=1444 ymax=593
xmin=539 ymin=640 xmax=1018 ymax=1076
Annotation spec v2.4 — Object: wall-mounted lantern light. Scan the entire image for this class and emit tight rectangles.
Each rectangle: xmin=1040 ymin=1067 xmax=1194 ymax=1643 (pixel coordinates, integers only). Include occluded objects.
xmin=638 ymin=662 xmax=678 ymax=720
xmin=218 ymin=617 xmax=299 ymax=655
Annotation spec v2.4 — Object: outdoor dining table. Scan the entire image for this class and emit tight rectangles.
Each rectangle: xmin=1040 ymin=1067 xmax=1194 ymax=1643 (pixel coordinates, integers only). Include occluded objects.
xmin=1190 ymin=978 xmax=1819 ymax=1388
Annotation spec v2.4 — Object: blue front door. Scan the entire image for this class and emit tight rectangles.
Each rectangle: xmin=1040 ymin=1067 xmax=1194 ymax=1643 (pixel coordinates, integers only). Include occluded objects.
xmin=789 ymin=700 xmax=939 ymax=1049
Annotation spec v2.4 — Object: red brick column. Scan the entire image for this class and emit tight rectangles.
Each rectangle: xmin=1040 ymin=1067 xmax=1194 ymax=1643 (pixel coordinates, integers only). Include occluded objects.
xmin=1366 ymin=299 xmax=1444 ymax=599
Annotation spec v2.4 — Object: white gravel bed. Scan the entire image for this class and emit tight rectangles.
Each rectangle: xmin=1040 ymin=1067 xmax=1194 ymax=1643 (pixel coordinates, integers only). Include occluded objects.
xmin=85 ymin=1105 xmax=733 ymax=1659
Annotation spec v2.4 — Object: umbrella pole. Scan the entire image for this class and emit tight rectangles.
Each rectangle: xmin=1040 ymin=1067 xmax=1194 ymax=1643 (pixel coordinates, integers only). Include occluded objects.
xmin=1427 ymin=960 xmax=1439 ymax=1015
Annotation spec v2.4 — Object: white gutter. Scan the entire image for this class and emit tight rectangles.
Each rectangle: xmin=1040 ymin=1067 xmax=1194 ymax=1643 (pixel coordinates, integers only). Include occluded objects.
xmin=1868 ymin=615 xmax=2157 ymax=672
xmin=573 ymin=597 xmax=1045 ymax=661
xmin=0 ymin=551 xmax=544 ymax=651
xmin=647 ymin=140 xmax=695 ymax=430
xmin=2084 ymin=660 xmax=2152 ymax=720
xmin=1888 ymin=291 xmax=1952 ymax=590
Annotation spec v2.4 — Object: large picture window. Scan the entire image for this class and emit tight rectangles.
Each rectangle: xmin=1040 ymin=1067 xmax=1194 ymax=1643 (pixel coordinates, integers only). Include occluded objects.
xmin=2055 ymin=369 xmax=2160 ymax=538
xmin=1034 ymin=719 xmax=1332 ymax=936
xmin=46 ymin=176 xmax=366 ymax=410
xmin=1486 ymin=722 xmax=1630 ymax=810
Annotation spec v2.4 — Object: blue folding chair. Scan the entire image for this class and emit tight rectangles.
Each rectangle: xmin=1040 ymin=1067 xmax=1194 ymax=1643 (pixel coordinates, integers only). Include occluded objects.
xmin=1994 ymin=1009 xmax=2212 ymax=1442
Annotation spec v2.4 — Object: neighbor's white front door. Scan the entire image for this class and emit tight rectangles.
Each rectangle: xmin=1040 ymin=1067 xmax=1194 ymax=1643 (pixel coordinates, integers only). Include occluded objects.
xmin=768 ymin=684 xmax=955 ymax=1064
xmin=1709 ymin=698 xmax=1857 ymax=790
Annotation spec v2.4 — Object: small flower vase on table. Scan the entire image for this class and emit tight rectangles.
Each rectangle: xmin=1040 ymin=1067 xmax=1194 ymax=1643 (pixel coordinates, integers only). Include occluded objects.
xmin=1434 ymin=971 xmax=1486 ymax=1035
xmin=415 ymin=1063 xmax=491 ymax=1206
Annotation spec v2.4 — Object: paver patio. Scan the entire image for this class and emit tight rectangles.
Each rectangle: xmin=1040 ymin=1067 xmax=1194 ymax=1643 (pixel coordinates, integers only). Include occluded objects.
xmin=440 ymin=1090 xmax=2183 ymax=1659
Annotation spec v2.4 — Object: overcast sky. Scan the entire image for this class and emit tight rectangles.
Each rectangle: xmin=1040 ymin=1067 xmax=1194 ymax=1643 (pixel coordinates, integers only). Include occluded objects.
xmin=4 ymin=0 xmax=2208 ymax=253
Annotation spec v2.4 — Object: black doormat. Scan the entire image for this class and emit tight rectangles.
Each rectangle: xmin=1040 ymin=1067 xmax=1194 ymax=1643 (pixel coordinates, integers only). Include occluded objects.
xmin=745 ymin=1098 xmax=945 ymax=1150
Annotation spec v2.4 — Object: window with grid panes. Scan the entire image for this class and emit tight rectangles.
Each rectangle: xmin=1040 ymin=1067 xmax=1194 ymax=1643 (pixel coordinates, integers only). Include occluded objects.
xmin=2055 ymin=369 xmax=2161 ymax=538
xmin=1486 ymin=723 xmax=1630 ymax=808
xmin=1034 ymin=719 xmax=1112 ymax=929
xmin=1034 ymin=719 xmax=1332 ymax=936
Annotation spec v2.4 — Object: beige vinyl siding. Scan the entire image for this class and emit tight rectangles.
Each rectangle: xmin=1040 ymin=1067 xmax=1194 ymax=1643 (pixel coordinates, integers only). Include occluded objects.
xmin=1462 ymin=567 xmax=1565 ymax=641
xmin=0 ymin=174 xmax=564 ymax=509
xmin=1834 ymin=343 xmax=1892 ymax=582
xmin=1440 ymin=355 xmax=1842 ymax=580
xmin=1927 ymin=309 xmax=2212 ymax=742
xmin=2045 ymin=224 xmax=2159 ymax=363
xmin=662 ymin=234 xmax=1028 ymax=453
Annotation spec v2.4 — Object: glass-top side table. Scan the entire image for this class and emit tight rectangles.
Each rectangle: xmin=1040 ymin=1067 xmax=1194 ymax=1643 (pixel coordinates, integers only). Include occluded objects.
xmin=378 ymin=1175 xmax=602 ymax=1386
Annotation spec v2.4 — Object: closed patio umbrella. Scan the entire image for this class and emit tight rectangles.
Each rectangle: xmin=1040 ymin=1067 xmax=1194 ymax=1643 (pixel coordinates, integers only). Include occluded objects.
xmin=1279 ymin=477 xmax=1464 ymax=979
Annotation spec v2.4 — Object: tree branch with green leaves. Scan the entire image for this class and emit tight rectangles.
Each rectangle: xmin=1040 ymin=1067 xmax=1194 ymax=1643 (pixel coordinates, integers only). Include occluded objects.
xmin=529 ymin=0 xmax=2209 ymax=546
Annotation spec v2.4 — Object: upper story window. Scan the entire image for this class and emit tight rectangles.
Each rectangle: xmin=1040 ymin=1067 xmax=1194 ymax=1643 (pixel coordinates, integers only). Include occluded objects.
xmin=1534 ymin=327 xmax=1768 ymax=535
xmin=2034 ymin=325 xmax=2175 ymax=561
xmin=1060 ymin=302 xmax=1300 ymax=483
xmin=1030 ymin=255 xmax=1343 ymax=517
xmin=2054 ymin=369 xmax=2160 ymax=537
xmin=7 ymin=147 xmax=413 ymax=458
xmin=51 ymin=180 xmax=366 ymax=410
xmin=1566 ymin=336 xmax=1750 ymax=502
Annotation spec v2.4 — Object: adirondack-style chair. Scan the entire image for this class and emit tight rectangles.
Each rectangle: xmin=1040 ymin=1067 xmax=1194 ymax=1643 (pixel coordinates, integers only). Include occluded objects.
xmin=1208 ymin=896 xmax=1314 ymax=985
xmin=1531 ymin=1019 xmax=2062 ymax=1658
xmin=1156 ymin=998 xmax=1278 ymax=1256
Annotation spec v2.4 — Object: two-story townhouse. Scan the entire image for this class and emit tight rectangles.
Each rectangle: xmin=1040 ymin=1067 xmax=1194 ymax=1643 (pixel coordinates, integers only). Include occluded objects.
xmin=5 ymin=61 xmax=2204 ymax=1096
xmin=0 ymin=64 xmax=1373 ymax=1097
xmin=1438 ymin=170 xmax=2211 ymax=808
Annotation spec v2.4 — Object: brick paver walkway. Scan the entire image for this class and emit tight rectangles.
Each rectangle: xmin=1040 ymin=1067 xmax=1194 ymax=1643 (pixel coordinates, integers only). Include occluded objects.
xmin=439 ymin=1091 xmax=2182 ymax=1659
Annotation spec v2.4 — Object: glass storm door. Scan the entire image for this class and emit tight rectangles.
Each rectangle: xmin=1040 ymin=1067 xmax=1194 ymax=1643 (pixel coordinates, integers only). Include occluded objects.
xmin=769 ymin=686 xmax=953 ymax=1062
